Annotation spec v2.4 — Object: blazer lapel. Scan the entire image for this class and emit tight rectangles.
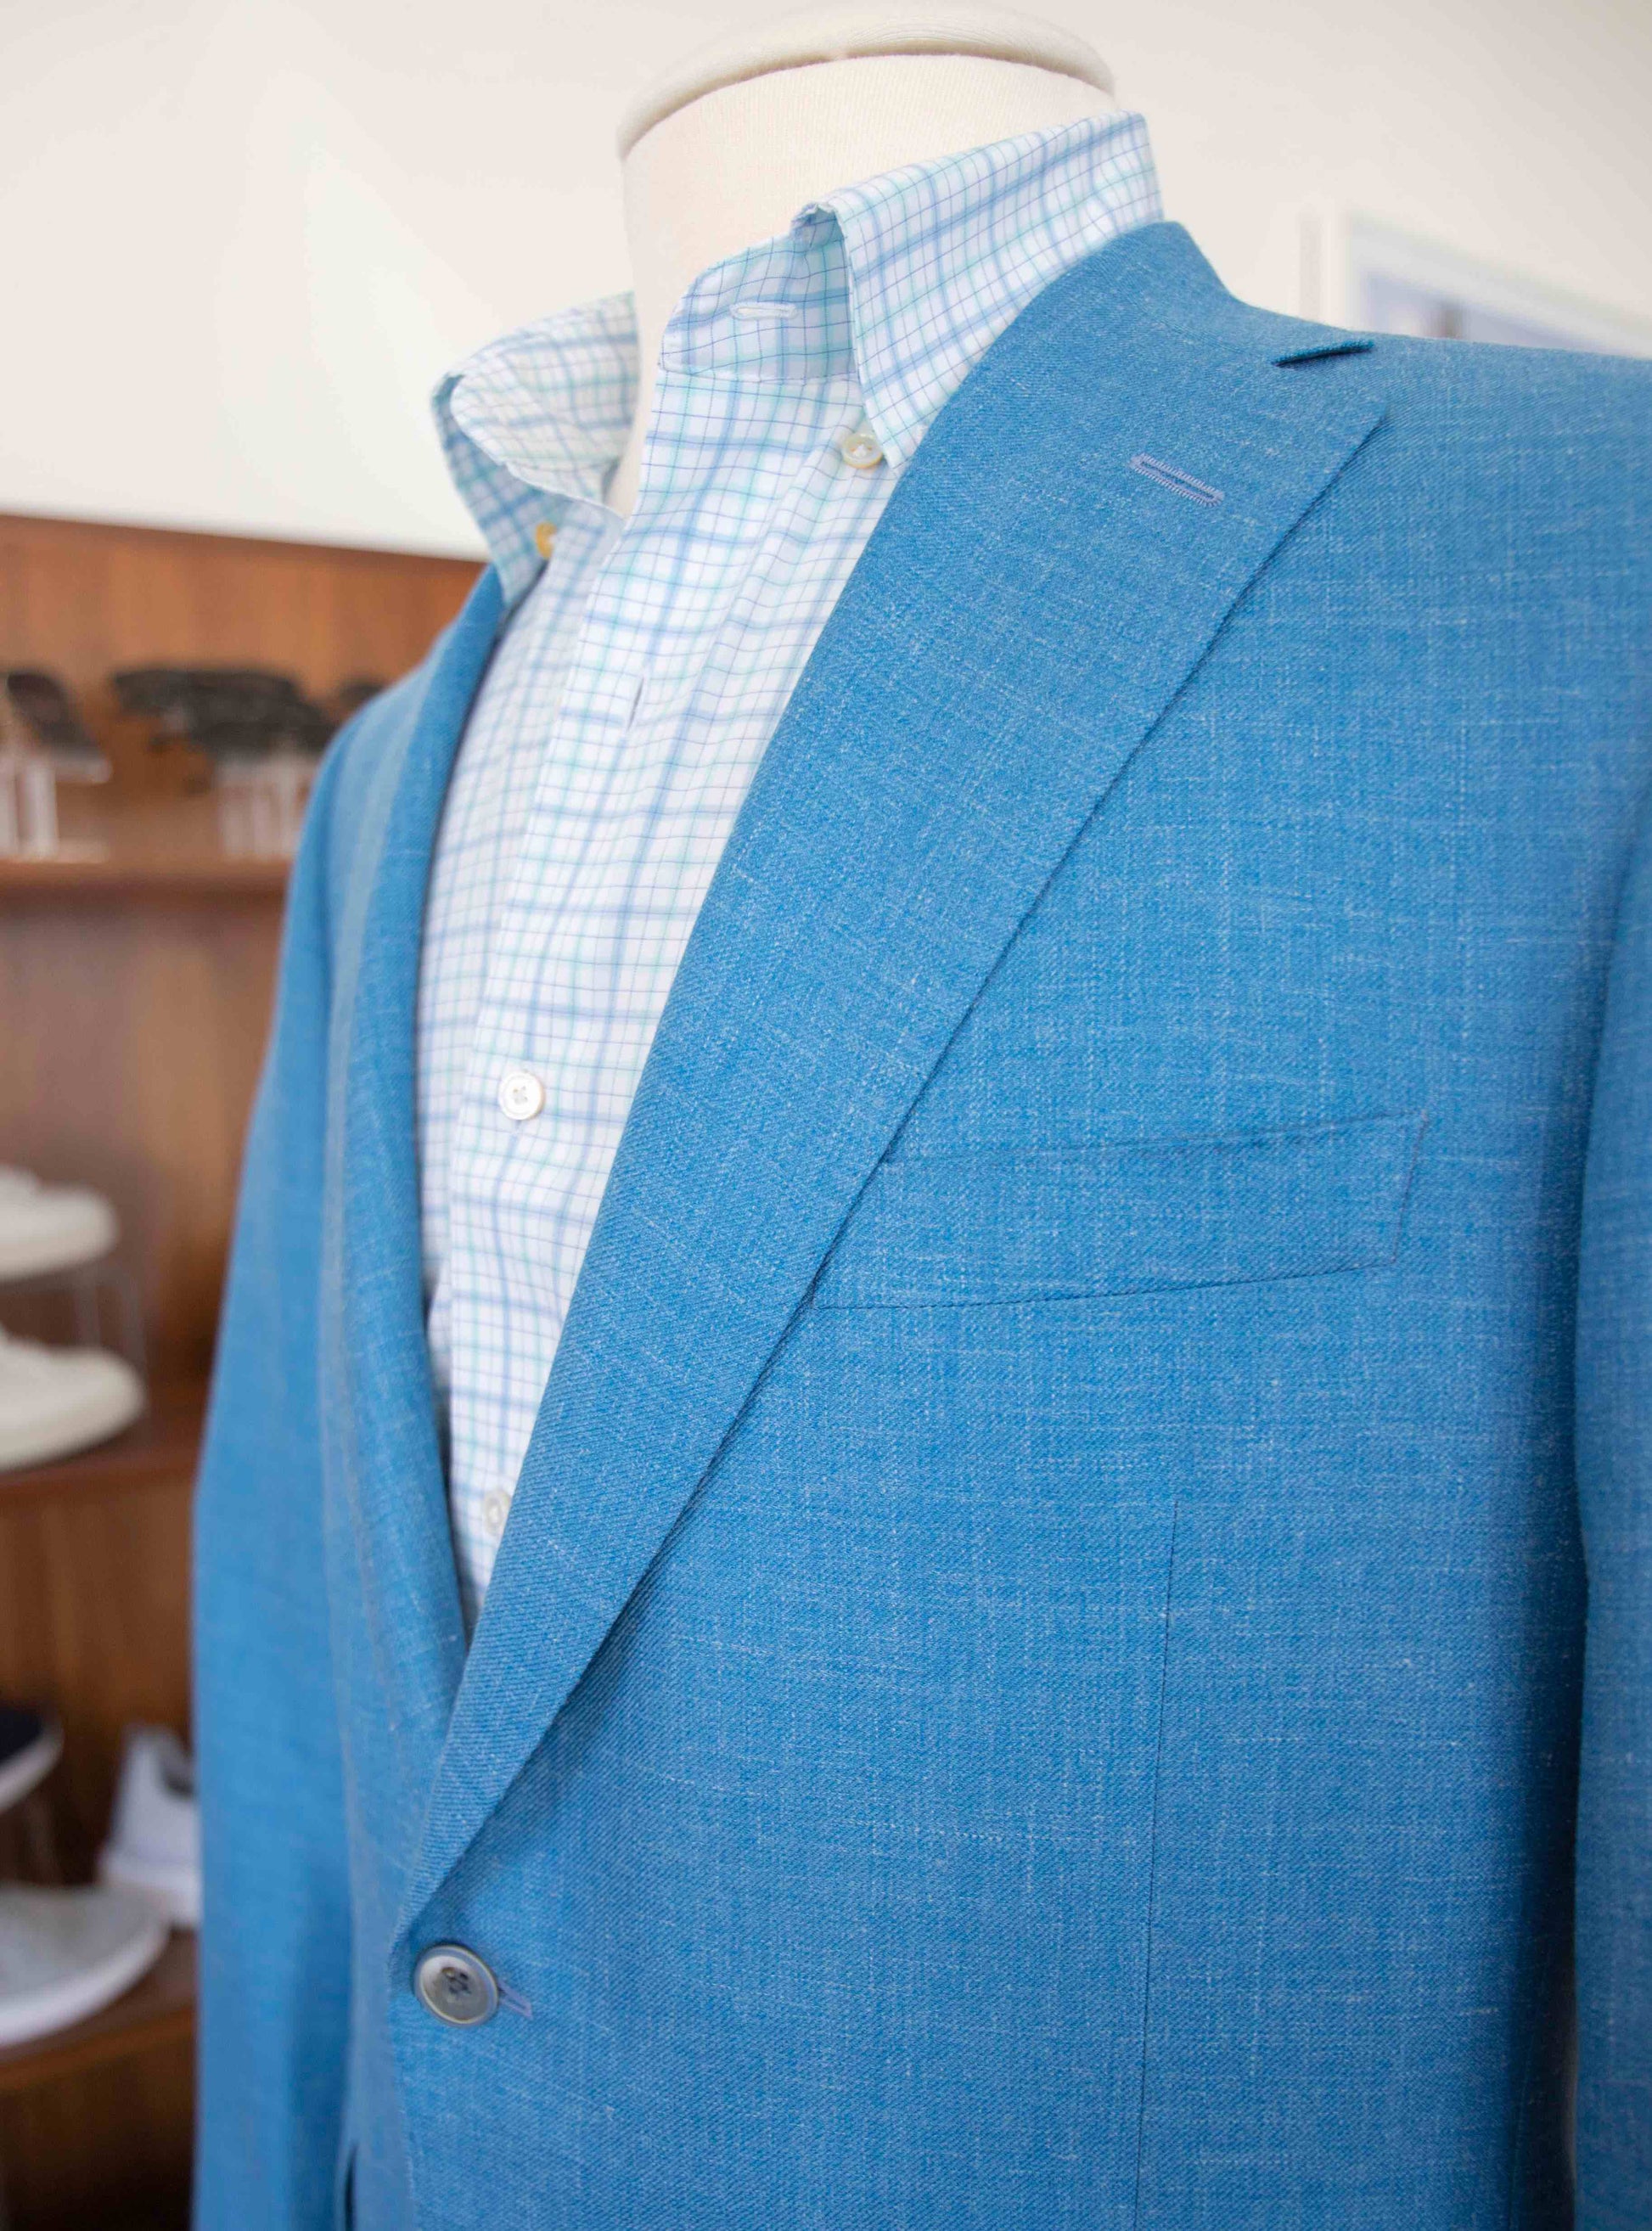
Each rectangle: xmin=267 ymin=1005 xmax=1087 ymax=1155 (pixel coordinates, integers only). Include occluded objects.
xmin=400 ymin=225 xmax=1387 ymax=1928
xmin=323 ymin=570 xmax=502 ymax=1811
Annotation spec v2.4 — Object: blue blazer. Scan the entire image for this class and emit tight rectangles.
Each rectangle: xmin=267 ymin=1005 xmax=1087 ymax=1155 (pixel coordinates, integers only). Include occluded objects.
xmin=194 ymin=223 xmax=1652 ymax=2230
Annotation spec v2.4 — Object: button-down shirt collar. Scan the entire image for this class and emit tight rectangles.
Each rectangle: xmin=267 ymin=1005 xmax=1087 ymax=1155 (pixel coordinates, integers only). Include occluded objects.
xmin=435 ymin=110 xmax=1160 ymax=604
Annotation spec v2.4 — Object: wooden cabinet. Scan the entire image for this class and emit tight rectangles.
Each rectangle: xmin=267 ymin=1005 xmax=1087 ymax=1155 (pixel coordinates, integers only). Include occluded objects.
xmin=0 ymin=511 xmax=477 ymax=2226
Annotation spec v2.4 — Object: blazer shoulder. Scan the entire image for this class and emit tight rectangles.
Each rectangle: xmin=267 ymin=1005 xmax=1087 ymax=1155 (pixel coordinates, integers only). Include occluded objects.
xmin=1222 ymin=293 xmax=1652 ymax=523
xmin=1370 ymin=337 xmax=1652 ymax=542
xmin=1233 ymin=292 xmax=1651 ymax=418
xmin=1371 ymin=323 xmax=1652 ymax=419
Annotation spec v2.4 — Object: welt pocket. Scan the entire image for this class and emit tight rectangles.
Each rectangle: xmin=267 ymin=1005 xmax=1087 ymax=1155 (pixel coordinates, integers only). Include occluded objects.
xmin=812 ymin=1115 xmax=1425 ymax=1309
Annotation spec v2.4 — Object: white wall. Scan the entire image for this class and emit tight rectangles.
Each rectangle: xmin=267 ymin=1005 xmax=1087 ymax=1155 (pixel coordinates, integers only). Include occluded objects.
xmin=4 ymin=0 xmax=1650 ymax=555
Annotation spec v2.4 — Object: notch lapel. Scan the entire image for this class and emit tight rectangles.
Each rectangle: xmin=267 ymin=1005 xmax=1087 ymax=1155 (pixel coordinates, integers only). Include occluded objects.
xmin=323 ymin=571 xmax=502 ymax=1814
xmin=400 ymin=226 xmax=1388 ymax=1928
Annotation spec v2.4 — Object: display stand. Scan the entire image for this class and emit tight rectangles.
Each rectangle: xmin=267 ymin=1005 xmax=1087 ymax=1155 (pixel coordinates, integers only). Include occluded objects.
xmin=0 ymin=753 xmax=106 ymax=867
xmin=211 ymin=750 xmax=317 ymax=861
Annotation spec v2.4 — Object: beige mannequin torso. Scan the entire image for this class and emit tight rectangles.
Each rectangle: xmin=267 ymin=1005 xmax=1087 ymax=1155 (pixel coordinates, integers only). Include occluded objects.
xmin=610 ymin=8 xmax=1119 ymax=513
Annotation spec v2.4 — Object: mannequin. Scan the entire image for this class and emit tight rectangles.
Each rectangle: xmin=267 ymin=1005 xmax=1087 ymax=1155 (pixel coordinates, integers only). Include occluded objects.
xmin=609 ymin=5 xmax=1120 ymax=511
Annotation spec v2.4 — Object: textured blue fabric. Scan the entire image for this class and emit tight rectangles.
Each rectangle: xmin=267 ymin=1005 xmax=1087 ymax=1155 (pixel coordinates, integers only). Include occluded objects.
xmin=194 ymin=222 xmax=1652 ymax=2230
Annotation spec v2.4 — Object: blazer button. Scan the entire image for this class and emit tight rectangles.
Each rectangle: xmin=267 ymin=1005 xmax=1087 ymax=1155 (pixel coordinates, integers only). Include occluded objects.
xmin=413 ymin=1943 xmax=499 ymax=2026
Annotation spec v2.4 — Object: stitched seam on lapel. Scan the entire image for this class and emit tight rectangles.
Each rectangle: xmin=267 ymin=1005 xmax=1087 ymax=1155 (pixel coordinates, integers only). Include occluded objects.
xmin=1129 ymin=452 xmax=1224 ymax=505
xmin=323 ymin=693 xmax=428 ymax=1796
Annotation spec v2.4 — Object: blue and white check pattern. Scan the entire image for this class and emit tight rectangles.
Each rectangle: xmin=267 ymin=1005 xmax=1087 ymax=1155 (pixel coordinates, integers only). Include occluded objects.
xmin=419 ymin=113 xmax=1162 ymax=1617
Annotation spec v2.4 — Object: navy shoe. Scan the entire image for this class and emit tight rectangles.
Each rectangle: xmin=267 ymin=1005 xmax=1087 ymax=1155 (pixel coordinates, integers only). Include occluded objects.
xmin=0 ymin=1706 xmax=61 ymax=1815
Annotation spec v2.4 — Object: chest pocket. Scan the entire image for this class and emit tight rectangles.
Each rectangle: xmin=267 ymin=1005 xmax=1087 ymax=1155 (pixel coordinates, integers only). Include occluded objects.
xmin=812 ymin=1114 xmax=1424 ymax=1309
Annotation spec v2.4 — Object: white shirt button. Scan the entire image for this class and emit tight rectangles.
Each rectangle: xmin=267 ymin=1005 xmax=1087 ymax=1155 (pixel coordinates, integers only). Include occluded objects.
xmin=497 ymin=1067 xmax=545 ymax=1121
xmin=836 ymin=421 xmax=885 ymax=471
xmin=481 ymin=1488 xmax=512 ymax=1539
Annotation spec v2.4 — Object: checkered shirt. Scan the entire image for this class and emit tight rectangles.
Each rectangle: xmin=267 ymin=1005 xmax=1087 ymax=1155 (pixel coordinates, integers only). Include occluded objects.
xmin=419 ymin=112 xmax=1163 ymax=1619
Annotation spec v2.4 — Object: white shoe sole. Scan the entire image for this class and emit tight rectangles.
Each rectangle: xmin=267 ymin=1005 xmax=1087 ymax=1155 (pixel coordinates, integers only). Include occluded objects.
xmin=98 ymin=1848 xmax=201 ymax=1931
xmin=0 ymin=1719 xmax=61 ymax=1815
xmin=0 ymin=1908 xmax=166 ymax=2048
xmin=0 ymin=1364 xmax=145 ymax=1474
xmin=0 ymin=1204 xmax=118 ymax=1284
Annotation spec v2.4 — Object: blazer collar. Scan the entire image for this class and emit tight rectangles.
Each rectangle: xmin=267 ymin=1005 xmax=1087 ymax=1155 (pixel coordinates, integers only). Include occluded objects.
xmin=388 ymin=222 xmax=1386 ymax=1933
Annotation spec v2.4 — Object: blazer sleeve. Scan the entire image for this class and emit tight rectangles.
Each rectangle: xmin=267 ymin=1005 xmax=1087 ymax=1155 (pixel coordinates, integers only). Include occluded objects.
xmin=1576 ymin=790 xmax=1652 ymax=2229
xmin=193 ymin=738 xmax=351 ymax=2231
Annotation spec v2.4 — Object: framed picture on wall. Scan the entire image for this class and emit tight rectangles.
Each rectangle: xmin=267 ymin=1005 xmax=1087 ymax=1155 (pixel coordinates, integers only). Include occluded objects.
xmin=1293 ymin=207 xmax=1652 ymax=357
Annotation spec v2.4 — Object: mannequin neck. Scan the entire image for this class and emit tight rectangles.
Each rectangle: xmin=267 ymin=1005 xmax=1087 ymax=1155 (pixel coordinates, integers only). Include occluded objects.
xmin=610 ymin=53 xmax=1113 ymax=513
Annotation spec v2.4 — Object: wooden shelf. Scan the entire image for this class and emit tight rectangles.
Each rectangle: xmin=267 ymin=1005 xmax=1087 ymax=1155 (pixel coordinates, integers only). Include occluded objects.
xmin=0 ymin=851 xmax=288 ymax=900
xmin=0 ymin=1932 xmax=194 ymax=2098
xmin=0 ymin=795 xmax=290 ymax=902
xmin=0 ymin=1380 xmax=207 ymax=1509
xmin=0 ymin=509 xmax=477 ymax=2218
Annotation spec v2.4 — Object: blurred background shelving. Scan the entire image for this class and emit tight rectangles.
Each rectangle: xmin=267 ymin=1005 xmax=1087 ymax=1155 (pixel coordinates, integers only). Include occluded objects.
xmin=0 ymin=509 xmax=476 ymax=2228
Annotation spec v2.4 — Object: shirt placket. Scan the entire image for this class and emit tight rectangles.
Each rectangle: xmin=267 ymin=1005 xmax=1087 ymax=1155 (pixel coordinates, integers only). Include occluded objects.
xmin=441 ymin=326 xmax=884 ymax=1610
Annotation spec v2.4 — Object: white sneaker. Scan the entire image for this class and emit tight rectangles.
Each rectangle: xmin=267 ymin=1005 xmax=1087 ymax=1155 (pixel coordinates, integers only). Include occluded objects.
xmin=0 ymin=1884 xmax=166 ymax=2048
xmin=98 ymin=1726 xmax=200 ymax=1929
xmin=0 ymin=1329 xmax=145 ymax=1474
xmin=0 ymin=1169 xmax=118 ymax=1283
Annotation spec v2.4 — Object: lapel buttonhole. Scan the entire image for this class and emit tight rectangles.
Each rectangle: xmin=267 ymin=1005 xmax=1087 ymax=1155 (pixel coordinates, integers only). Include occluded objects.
xmin=1128 ymin=452 xmax=1224 ymax=507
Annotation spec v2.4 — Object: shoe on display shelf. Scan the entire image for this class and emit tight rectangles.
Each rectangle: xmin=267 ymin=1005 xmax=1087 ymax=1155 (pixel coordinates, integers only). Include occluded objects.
xmin=0 ymin=670 xmax=110 ymax=783
xmin=0 ymin=1884 xmax=166 ymax=2049
xmin=0 ymin=1168 xmax=119 ymax=1284
xmin=0 ymin=1705 xmax=61 ymax=1815
xmin=0 ymin=1328 xmax=144 ymax=1475
xmin=98 ymin=1726 xmax=200 ymax=1929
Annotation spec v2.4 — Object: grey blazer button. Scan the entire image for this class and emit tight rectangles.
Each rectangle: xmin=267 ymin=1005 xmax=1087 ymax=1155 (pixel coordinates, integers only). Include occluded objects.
xmin=413 ymin=1943 xmax=499 ymax=2026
